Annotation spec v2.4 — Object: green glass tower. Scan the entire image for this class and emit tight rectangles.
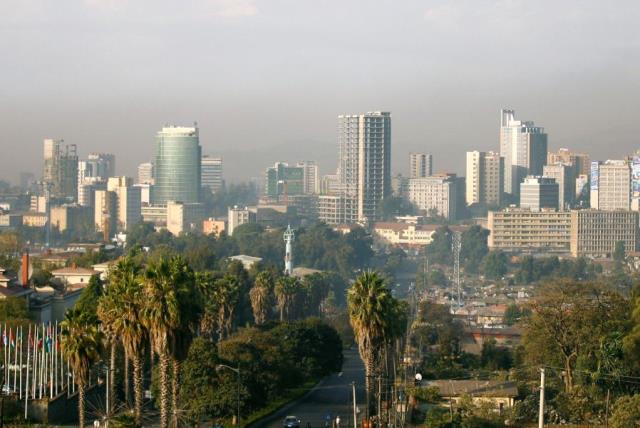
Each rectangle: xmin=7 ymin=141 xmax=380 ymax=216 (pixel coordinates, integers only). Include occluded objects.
xmin=152 ymin=126 xmax=202 ymax=205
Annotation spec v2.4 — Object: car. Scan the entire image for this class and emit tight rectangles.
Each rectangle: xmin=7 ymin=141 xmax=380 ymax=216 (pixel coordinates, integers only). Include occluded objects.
xmin=283 ymin=415 xmax=301 ymax=428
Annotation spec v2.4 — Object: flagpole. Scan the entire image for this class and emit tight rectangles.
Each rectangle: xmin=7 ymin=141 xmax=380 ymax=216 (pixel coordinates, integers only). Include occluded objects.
xmin=32 ymin=326 xmax=36 ymax=399
xmin=18 ymin=326 xmax=23 ymax=400
xmin=39 ymin=324 xmax=43 ymax=399
xmin=13 ymin=327 xmax=18 ymax=393
xmin=24 ymin=325 xmax=30 ymax=419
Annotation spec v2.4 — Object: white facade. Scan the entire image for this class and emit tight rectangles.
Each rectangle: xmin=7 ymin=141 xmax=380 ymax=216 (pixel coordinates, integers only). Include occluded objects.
xmin=520 ymin=176 xmax=559 ymax=211
xmin=590 ymin=160 xmax=631 ymax=210
xmin=338 ymin=112 xmax=391 ymax=223
xmin=543 ymin=163 xmax=575 ymax=209
xmin=409 ymin=153 xmax=433 ymax=178
xmin=166 ymin=201 xmax=204 ymax=236
xmin=407 ymin=174 xmax=457 ymax=220
xmin=466 ymin=151 xmax=503 ymax=206
xmin=499 ymin=109 xmax=548 ymax=198
xmin=228 ymin=206 xmax=254 ymax=235
xmin=137 ymin=162 xmax=154 ymax=185
xmin=107 ymin=177 xmax=142 ymax=231
xmin=201 ymin=156 xmax=223 ymax=194
xmin=297 ymin=161 xmax=320 ymax=194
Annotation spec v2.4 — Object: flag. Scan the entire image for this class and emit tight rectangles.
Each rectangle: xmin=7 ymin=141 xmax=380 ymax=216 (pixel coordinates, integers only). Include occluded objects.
xmin=9 ymin=329 xmax=15 ymax=348
xmin=2 ymin=329 xmax=6 ymax=347
xmin=37 ymin=338 xmax=43 ymax=350
xmin=45 ymin=336 xmax=51 ymax=353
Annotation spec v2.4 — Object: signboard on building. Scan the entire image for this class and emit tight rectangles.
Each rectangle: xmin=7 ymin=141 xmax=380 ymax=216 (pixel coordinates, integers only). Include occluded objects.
xmin=590 ymin=161 xmax=600 ymax=191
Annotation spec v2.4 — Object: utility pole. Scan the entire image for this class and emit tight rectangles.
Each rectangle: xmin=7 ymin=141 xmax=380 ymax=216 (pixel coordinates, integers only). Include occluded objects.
xmin=538 ymin=368 xmax=545 ymax=428
xmin=352 ymin=382 xmax=357 ymax=428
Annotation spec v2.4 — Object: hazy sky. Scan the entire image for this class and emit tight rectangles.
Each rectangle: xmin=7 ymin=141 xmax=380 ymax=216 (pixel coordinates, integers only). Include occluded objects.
xmin=1 ymin=0 xmax=639 ymax=183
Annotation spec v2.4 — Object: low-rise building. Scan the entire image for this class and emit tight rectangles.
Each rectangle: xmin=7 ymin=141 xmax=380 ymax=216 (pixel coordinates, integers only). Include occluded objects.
xmin=425 ymin=380 xmax=517 ymax=411
xmin=51 ymin=265 xmax=99 ymax=286
xmin=166 ymin=201 xmax=204 ymax=236
xmin=570 ymin=210 xmax=639 ymax=257
xmin=373 ymin=223 xmax=469 ymax=248
xmin=488 ymin=208 xmax=571 ymax=253
xmin=407 ymin=174 xmax=458 ymax=220
xmin=203 ymin=218 xmax=226 ymax=237
xmin=22 ymin=212 xmax=48 ymax=228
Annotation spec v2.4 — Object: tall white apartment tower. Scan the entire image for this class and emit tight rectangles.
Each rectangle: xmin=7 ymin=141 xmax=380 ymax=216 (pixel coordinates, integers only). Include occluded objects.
xmin=296 ymin=161 xmax=320 ymax=194
xmin=338 ymin=111 xmax=391 ymax=223
xmin=466 ymin=151 xmax=504 ymax=206
xmin=410 ymin=153 xmax=433 ymax=178
xmin=499 ymin=109 xmax=548 ymax=199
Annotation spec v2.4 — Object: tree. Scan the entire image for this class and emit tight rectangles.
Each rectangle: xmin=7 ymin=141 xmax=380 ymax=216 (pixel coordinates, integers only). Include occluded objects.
xmin=425 ymin=226 xmax=452 ymax=265
xmin=213 ymin=275 xmax=240 ymax=339
xmin=610 ymin=394 xmax=640 ymax=428
xmin=378 ymin=196 xmax=415 ymax=220
xmin=482 ymin=250 xmax=508 ymax=280
xmin=523 ymin=280 xmax=629 ymax=392
xmin=347 ymin=271 xmax=397 ymax=416
xmin=75 ymin=275 xmax=103 ymax=322
xmin=460 ymin=226 xmax=489 ymax=273
xmin=275 ymin=276 xmax=300 ymax=321
xmin=249 ymin=271 xmax=274 ymax=325
xmin=60 ymin=308 xmax=103 ymax=428
xmin=98 ymin=257 xmax=146 ymax=426
xmin=141 ymin=257 xmax=187 ymax=428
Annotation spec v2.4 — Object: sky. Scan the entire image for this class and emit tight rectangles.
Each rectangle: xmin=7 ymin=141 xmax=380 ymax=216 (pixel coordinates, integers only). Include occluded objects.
xmin=1 ymin=0 xmax=639 ymax=183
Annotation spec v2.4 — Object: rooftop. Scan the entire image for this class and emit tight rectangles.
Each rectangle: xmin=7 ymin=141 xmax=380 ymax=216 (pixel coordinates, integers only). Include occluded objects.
xmin=426 ymin=380 xmax=518 ymax=398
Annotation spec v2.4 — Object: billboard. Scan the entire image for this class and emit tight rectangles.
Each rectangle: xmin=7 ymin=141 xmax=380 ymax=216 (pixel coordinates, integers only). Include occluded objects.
xmin=590 ymin=161 xmax=600 ymax=191
xmin=632 ymin=156 xmax=640 ymax=195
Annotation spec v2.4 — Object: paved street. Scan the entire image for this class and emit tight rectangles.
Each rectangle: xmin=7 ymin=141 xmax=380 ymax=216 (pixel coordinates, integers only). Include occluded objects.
xmin=257 ymin=347 xmax=366 ymax=428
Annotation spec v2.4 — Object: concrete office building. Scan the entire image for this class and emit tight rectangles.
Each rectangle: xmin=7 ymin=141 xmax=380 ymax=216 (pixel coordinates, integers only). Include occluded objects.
xmin=548 ymin=148 xmax=590 ymax=176
xmin=107 ymin=177 xmax=142 ymax=231
xmin=137 ymin=162 xmax=154 ymax=185
xmin=317 ymin=194 xmax=357 ymax=225
xmin=407 ymin=174 xmax=458 ymax=220
xmin=297 ymin=161 xmax=320 ymax=194
xmin=50 ymin=204 xmax=90 ymax=233
xmin=520 ymin=176 xmax=559 ymax=211
xmin=320 ymin=174 xmax=340 ymax=195
xmin=410 ymin=153 xmax=433 ymax=178
xmin=488 ymin=208 xmax=572 ymax=253
xmin=201 ymin=156 xmax=223 ymax=194
xmin=94 ymin=190 xmax=118 ymax=239
xmin=265 ymin=162 xmax=304 ymax=198
xmin=466 ymin=151 xmax=504 ymax=206
xmin=590 ymin=160 xmax=631 ymax=210
xmin=338 ymin=111 xmax=392 ymax=223
xmin=228 ymin=206 xmax=256 ymax=236
xmin=43 ymin=139 xmax=78 ymax=200
xmin=570 ymin=210 xmax=639 ymax=257
xmin=152 ymin=126 xmax=201 ymax=205
xmin=166 ymin=200 xmax=204 ymax=236
xmin=499 ymin=110 xmax=548 ymax=198
xmin=543 ymin=163 xmax=575 ymax=209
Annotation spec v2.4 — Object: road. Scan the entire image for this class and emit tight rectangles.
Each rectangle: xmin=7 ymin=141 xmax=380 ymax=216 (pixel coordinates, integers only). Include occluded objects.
xmin=257 ymin=347 xmax=366 ymax=428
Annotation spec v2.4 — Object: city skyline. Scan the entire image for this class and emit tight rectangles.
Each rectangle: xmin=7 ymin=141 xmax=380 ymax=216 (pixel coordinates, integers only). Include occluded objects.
xmin=2 ymin=1 xmax=640 ymax=183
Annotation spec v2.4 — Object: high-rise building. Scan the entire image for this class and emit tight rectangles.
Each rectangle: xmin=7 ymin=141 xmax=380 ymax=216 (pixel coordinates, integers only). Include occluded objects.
xmin=78 ymin=177 xmax=106 ymax=208
xmin=407 ymin=174 xmax=458 ymax=220
xmin=543 ymin=163 xmax=575 ymax=209
xmin=265 ymin=162 xmax=304 ymax=198
xmin=548 ymin=148 xmax=589 ymax=176
xmin=409 ymin=153 xmax=433 ymax=178
xmin=94 ymin=190 xmax=117 ymax=240
xmin=320 ymin=174 xmax=340 ymax=195
xmin=297 ymin=161 xmax=320 ymax=194
xmin=499 ymin=109 xmax=548 ymax=198
xmin=465 ymin=151 xmax=504 ymax=206
xmin=137 ymin=162 xmax=154 ymax=185
xmin=338 ymin=111 xmax=391 ymax=223
xmin=201 ymin=156 xmax=223 ymax=194
xmin=520 ymin=176 xmax=559 ymax=211
xmin=77 ymin=153 xmax=114 ymax=203
xmin=152 ymin=126 xmax=202 ymax=205
xmin=107 ymin=177 xmax=142 ymax=231
xmin=87 ymin=153 xmax=116 ymax=178
xmin=43 ymin=139 xmax=78 ymax=200
xmin=590 ymin=160 xmax=631 ymax=210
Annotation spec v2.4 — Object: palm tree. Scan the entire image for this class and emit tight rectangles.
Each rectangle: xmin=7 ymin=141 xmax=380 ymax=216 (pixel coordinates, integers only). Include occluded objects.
xmin=213 ymin=275 xmax=240 ymax=340
xmin=249 ymin=271 xmax=274 ymax=325
xmin=347 ymin=271 xmax=395 ymax=418
xmin=60 ymin=308 xmax=103 ymax=428
xmin=98 ymin=257 xmax=146 ymax=427
xmin=275 ymin=276 xmax=300 ymax=321
xmin=141 ymin=257 xmax=183 ymax=428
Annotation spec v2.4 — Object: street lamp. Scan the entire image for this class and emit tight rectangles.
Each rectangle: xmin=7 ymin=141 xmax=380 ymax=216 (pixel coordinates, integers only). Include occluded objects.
xmin=216 ymin=364 xmax=240 ymax=428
